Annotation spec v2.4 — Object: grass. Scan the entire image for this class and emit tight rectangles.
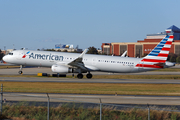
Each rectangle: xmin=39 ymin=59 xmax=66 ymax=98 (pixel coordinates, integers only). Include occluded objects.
xmin=1 ymin=103 xmax=180 ymax=120
xmin=0 ymin=65 xmax=20 ymax=69
xmin=0 ymin=74 xmax=38 ymax=77
xmin=1 ymin=81 xmax=180 ymax=96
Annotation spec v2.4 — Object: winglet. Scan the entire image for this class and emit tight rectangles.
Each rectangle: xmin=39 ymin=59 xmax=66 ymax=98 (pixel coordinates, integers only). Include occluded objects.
xmin=121 ymin=51 xmax=127 ymax=57
xmin=79 ymin=49 xmax=88 ymax=58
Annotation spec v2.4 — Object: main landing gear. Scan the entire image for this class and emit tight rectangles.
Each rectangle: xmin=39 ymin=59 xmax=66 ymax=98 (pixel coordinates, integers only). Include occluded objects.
xmin=86 ymin=73 xmax=92 ymax=79
xmin=77 ymin=72 xmax=93 ymax=79
xmin=77 ymin=73 xmax=83 ymax=79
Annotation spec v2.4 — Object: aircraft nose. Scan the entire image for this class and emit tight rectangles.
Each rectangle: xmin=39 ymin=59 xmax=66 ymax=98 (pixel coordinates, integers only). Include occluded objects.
xmin=2 ymin=55 xmax=8 ymax=62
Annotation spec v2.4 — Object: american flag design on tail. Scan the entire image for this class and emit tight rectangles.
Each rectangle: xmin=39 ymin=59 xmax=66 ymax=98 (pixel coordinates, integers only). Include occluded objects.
xmin=136 ymin=35 xmax=174 ymax=69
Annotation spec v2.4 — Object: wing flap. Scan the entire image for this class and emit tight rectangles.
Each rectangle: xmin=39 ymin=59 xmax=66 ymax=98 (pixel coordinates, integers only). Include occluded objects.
xmin=68 ymin=49 xmax=88 ymax=71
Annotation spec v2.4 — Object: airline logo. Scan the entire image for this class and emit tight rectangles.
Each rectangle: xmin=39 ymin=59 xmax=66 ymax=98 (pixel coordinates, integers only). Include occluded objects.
xmin=136 ymin=35 xmax=174 ymax=68
xmin=22 ymin=51 xmax=30 ymax=58
xmin=22 ymin=51 xmax=64 ymax=61
xmin=29 ymin=53 xmax=63 ymax=61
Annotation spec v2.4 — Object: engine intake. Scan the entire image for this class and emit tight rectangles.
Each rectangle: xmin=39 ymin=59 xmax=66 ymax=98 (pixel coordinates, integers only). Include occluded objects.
xmin=51 ymin=65 xmax=72 ymax=73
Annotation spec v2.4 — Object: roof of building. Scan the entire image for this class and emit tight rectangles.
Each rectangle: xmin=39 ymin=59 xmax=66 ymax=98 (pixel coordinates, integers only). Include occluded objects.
xmin=167 ymin=25 xmax=180 ymax=32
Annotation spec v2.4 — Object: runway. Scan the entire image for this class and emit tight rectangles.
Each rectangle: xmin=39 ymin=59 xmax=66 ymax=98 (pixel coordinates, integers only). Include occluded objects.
xmin=1 ymin=77 xmax=180 ymax=84
xmin=3 ymin=92 xmax=180 ymax=106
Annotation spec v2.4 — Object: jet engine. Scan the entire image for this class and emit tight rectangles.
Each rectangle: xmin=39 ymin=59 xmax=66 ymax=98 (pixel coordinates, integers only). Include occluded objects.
xmin=51 ymin=65 xmax=72 ymax=73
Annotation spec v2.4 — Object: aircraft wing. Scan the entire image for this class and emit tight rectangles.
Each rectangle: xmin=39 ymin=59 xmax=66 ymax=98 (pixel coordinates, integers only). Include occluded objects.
xmin=67 ymin=49 xmax=88 ymax=71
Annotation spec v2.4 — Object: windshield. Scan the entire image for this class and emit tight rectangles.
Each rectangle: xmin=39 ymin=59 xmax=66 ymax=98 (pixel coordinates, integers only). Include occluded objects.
xmin=8 ymin=53 xmax=13 ymax=55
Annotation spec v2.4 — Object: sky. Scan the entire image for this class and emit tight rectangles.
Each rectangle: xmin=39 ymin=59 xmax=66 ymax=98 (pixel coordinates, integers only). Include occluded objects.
xmin=1 ymin=0 xmax=180 ymax=50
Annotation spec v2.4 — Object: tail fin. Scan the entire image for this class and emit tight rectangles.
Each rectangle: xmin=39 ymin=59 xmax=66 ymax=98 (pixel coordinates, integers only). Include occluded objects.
xmin=136 ymin=35 xmax=174 ymax=69
xmin=142 ymin=35 xmax=174 ymax=63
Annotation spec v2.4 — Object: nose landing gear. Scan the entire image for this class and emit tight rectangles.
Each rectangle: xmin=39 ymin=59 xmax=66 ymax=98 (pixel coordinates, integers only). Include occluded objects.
xmin=18 ymin=71 xmax=23 ymax=74
xmin=18 ymin=65 xmax=23 ymax=74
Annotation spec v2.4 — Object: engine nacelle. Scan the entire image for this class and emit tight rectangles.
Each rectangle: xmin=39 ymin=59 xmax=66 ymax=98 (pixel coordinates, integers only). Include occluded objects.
xmin=51 ymin=65 xmax=72 ymax=73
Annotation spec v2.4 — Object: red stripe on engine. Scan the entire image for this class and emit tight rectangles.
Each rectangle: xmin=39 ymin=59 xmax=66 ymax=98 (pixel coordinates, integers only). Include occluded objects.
xmin=141 ymin=59 xmax=166 ymax=63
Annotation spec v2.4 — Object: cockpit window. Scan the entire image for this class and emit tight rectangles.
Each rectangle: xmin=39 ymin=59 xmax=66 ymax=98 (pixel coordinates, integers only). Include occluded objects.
xmin=8 ymin=53 xmax=13 ymax=55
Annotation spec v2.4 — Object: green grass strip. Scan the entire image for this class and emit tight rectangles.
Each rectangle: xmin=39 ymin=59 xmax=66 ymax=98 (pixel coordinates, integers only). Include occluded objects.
xmin=0 ymin=65 xmax=19 ymax=69
xmin=1 ymin=81 xmax=180 ymax=96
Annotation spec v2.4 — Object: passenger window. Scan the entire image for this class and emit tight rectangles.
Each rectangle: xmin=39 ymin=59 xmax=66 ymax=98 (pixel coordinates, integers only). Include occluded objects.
xmin=8 ymin=53 xmax=13 ymax=55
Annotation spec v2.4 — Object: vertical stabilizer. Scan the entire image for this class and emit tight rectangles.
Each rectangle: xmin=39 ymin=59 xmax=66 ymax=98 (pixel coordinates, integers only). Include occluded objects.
xmin=136 ymin=35 xmax=174 ymax=69
xmin=142 ymin=35 xmax=174 ymax=63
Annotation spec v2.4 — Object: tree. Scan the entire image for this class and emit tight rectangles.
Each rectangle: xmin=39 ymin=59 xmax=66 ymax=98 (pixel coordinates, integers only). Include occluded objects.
xmin=86 ymin=46 xmax=98 ymax=54
xmin=176 ymin=56 xmax=180 ymax=64
xmin=45 ymin=49 xmax=56 ymax=51
xmin=169 ymin=54 xmax=177 ymax=62
xmin=62 ymin=49 xmax=68 ymax=52
xmin=0 ymin=49 xmax=4 ymax=60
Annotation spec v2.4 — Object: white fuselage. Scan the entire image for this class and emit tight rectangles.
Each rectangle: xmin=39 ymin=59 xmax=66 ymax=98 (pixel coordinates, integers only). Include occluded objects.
xmin=2 ymin=50 xmax=152 ymax=73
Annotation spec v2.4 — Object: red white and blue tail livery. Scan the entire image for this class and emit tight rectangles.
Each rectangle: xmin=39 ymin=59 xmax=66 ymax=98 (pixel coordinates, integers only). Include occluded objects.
xmin=136 ymin=35 xmax=174 ymax=70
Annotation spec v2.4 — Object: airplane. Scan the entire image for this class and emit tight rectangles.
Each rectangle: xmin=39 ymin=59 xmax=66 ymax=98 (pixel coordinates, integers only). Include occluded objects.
xmin=3 ymin=35 xmax=174 ymax=79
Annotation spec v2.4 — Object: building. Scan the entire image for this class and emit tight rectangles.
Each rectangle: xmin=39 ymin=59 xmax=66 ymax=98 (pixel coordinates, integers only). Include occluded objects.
xmin=1 ymin=49 xmax=14 ymax=55
xmin=101 ymin=25 xmax=180 ymax=57
xmin=54 ymin=44 xmax=82 ymax=52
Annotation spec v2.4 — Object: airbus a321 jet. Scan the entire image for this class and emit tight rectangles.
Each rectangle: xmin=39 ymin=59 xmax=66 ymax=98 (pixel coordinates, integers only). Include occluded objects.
xmin=3 ymin=35 xmax=174 ymax=79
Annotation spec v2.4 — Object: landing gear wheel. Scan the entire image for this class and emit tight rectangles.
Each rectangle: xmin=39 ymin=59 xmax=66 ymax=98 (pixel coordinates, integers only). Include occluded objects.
xmin=86 ymin=73 xmax=92 ymax=79
xmin=77 ymin=73 xmax=83 ymax=79
xmin=18 ymin=71 xmax=23 ymax=74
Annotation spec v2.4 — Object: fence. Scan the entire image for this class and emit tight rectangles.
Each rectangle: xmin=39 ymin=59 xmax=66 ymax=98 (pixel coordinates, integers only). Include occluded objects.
xmin=1 ymin=85 xmax=180 ymax=120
